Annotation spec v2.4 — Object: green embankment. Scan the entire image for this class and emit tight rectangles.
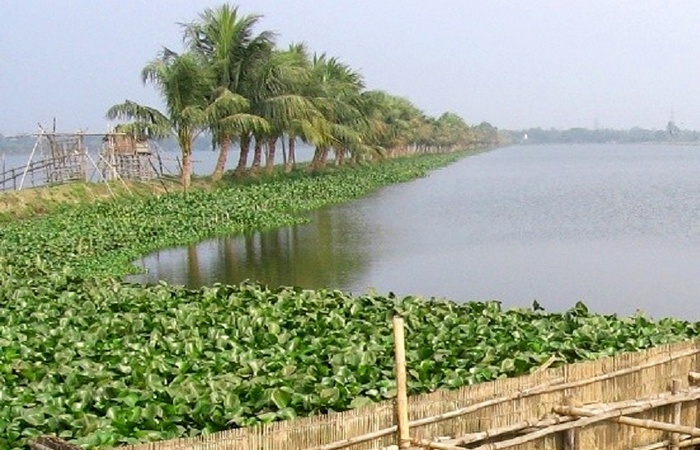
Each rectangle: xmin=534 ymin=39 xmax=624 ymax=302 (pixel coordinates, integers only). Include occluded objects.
xmin=1 ymin=152 xmax=699 ymax=449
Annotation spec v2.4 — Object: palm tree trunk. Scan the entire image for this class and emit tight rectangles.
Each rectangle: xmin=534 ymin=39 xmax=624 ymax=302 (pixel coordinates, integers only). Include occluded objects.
xmin=309 ymin=146 xmax=324 ymax=171
xmin=251 ymin=138 xmax=263 ymax=174
xmin=265 ymin=137 xmax=277 ymax=174
xmin=211 ymin=134 xmax=230 ymax=181
xmin=285 ymin=136 xmax=296 ymax=172
xmin=235 ymin=133 xmax=251 ymax=176
xmin=281 ymin=136 xmax=287 ymax=166
xmin=336 ymin=147 xmax=346 ymax=166
xmin=319 ymin=146 xmax=330 ymax=168
xmin=179 ymin=133 xmax=193 ymax=190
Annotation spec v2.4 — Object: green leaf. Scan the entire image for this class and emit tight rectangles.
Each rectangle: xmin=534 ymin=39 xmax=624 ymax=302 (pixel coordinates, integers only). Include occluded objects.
xmin=349 ymin=396 xmax=374 ymax=409
xmin=270 ymin=389 xmax=292 ymax=409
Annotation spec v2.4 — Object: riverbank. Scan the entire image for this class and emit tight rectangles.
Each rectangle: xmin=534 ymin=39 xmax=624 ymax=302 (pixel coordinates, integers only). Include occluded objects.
xmin=0 ymin=151 xmax=469 ymax=280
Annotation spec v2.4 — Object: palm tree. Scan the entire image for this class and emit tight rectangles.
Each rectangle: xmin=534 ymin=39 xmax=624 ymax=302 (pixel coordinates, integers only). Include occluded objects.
xmin=256 ymin=45 xmax=320 ymax=174
xmin=305 ymin=54 xmax=366 ymax=171
xmin=107 ymin=49 xmax=251 ymax=189
xmin=107 ymin=50 xmax=211 ymax=189
xmin=372 ymin=93 xmax=425 ymax=157
xmin=182 ymin=4 xmax=274 ymax=180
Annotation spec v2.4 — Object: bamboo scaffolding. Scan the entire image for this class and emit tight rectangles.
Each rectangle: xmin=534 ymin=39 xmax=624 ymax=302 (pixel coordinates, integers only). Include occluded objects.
xmin=393 ymin=317 xmax=410 ymax=449
xmin=433 ymin=415 xmax=577 ymax=447
xmin=671 ymin=379 xmax=682 ymax=450
xmin=625 ymin=435 xmax=700 ymax=450
xmin=431 ymin=388 xmax=690 ymax=449
xmin=630 ymin=440 xmax=670 ymax=450
xmin=456 ymin=391 xmax=700 ymax=450
xmin=555 ymin=405 xmax=700 ymax=436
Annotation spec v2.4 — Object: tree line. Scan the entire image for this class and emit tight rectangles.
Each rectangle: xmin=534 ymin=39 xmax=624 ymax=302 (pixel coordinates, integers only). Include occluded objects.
xmin=106 ymin=4 xmax=500 ymax=188
xmin=505 ymin=122 xmax=700 ymax=145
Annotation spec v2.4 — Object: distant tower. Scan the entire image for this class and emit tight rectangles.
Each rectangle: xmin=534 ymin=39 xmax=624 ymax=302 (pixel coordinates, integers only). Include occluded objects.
xmin=667 ymin=109 xmax=680 ymax=138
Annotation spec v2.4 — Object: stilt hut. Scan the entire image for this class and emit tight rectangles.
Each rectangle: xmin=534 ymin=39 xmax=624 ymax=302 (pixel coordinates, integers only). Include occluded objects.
xmin=101 ymin=132 xmax=160 ymax=181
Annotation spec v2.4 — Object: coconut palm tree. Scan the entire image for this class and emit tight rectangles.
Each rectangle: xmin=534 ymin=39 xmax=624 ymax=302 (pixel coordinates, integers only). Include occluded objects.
xmin=106 ymin=49 xmax=249 ymax=189
xmin=305 ymin=54 xmax=366 ymax=171
xmin=212 ymin=41 xmax=319 ymax=176
xmin=182 ymin=4 xmax=274 ymax=180
xmin=256 ymin=45 xmax=322 ymax=174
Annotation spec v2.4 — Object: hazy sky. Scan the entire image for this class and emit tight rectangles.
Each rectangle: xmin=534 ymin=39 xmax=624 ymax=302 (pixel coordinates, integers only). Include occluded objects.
xmin=2 ymin=1 xmax=700 ymax=135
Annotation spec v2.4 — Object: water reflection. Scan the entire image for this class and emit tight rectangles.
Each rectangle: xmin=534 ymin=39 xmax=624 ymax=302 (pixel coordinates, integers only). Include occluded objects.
xmin=128 ymin=207 xmax=370 ymax=289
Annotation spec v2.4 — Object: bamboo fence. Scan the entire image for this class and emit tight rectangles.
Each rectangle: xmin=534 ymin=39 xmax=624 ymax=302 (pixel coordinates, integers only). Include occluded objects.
xmin=100 ymin=333 xmax=700 ymax=450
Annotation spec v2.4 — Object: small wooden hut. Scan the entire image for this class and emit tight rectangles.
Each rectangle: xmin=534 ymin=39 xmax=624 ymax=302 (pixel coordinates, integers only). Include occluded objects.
xmin=101 ymin=132 xmax=160 ymax=181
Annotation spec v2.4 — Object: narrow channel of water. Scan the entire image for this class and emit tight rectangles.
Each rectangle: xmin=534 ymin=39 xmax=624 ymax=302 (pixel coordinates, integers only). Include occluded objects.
xmin=128 ymin=144 xmax=700 ymax=319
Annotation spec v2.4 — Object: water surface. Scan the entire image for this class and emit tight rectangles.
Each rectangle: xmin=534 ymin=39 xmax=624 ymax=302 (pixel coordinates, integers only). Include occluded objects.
xmin=128 ymin=145 xmax=700 ymax=319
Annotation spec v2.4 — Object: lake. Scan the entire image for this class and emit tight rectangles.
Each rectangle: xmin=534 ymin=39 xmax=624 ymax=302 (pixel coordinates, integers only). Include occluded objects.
xmin=127 ymin=144 xmax=700 ymax=319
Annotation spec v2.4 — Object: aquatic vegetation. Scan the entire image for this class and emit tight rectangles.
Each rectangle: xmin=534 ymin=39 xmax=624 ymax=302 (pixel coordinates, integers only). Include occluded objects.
xmin=1 ymin=152 xmax=699 ymax=449
xmin=1 ymin=281 xmax=698 ymax=449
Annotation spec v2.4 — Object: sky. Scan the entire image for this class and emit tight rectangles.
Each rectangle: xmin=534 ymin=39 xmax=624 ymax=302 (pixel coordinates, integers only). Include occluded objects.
xmin=2 ymin=1 xmax=700 ymax=135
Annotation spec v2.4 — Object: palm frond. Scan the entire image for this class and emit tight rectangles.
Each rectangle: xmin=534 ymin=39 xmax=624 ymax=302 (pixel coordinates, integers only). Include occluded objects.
xmin=220 ymin=113 xmax=270 ymax=135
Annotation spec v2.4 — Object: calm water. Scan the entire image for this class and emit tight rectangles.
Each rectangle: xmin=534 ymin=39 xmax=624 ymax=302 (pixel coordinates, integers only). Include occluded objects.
xmin=128 ymin=144 xmax=700 ymax=319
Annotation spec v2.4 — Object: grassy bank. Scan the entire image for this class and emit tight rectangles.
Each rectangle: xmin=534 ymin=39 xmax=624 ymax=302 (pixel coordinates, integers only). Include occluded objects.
xmin=0 ymin=179 xmax=180 ymax=222
xmin=1 ymin=151 xmax=699 ymax=449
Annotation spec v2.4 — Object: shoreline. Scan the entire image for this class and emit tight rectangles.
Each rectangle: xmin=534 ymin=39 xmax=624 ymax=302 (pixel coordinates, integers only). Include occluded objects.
xmin=0 ymin=151 xmax=474 ymax=280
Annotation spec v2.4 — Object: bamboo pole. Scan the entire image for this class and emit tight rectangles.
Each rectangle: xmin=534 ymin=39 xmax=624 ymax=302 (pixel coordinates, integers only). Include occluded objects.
xmin=408 ymin=376 xmax=565 ymax=428
xmin=412 ymin=438 xmax=458 ymax=450
xmin=19 ymin=133 xmax=41 ymax=189
xmin=679 ymin=436 xmax=700 ymax=447
xmin=441 ymin=390 xmax=681 ymax=448
xmin=554 ymin=405 xmax=700 ymax=436
xmin=532 ymin=354 xmax=557 ymax=374
xmin=688 ymin=372 xmax=700 ymax=385
xmin=563 ymin=395 xmax=578 ymax=450
xmin=462 ymin=392 xmax=700 ymax=450
xmin=308 ymin=425 xmax=398 ymax=450
xmin=393 ymin=316 xmax=410 ymax=449
xmin=630 ymin=440 xmax=671 ymax=450
xmin=671 ymin=379 xmax=682 ymax=450
xmin=439 ymin=415 xmax=577 ymax=447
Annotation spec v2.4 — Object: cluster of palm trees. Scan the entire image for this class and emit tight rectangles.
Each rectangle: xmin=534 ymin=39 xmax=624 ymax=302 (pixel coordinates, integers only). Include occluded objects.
xmin=107 ymin=4 xmax=498 ymax=189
